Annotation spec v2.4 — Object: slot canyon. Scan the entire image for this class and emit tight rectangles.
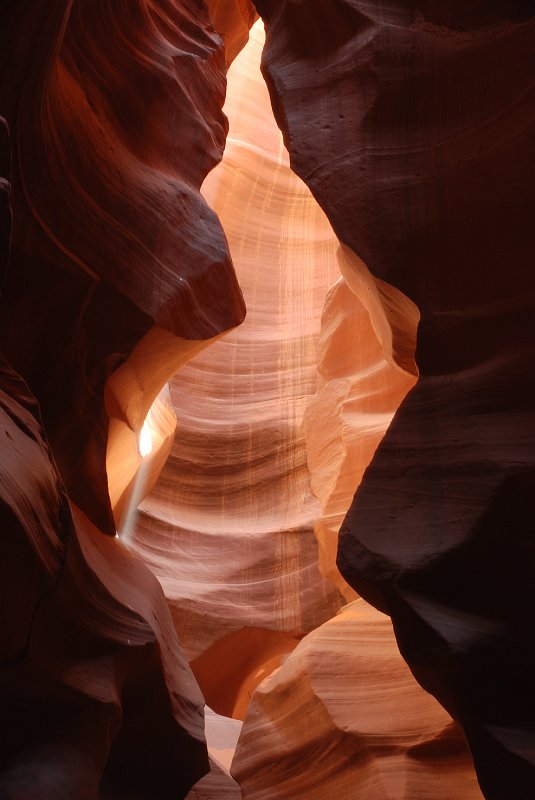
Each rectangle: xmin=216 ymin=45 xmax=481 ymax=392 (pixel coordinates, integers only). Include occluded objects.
xmin=0 ymin=2 xmax=533 ymax=799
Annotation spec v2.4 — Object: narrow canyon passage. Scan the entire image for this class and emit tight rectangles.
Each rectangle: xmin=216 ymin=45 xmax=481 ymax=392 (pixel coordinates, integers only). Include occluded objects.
xmin=127 ymin=17 xmax=343 ymax=706
xmin=1 ymin=3 xmax=531 ymax=799
xmin=122 ymin=21 xmax=482 ymax=800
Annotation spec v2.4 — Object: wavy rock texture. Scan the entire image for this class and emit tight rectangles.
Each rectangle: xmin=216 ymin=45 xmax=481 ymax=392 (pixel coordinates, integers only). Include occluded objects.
xmin=0 ymin=0 xmax=244 ymax=533
xmin=0 ymin=3 xmax=251 ymax=798
xmin=232 ymin=599 xmax=484 ymax=800
xmin=126 ymin=23 xmax=344 ymax=683
xmin=187 ymin=760 xmax=242 ymax=800
xmin=304 ymin=264 xmax=418 ymax=600
xmin=0 ymin=118 xmax=10 ymax=278
xmin=3 ymin=2 xmax=532 ymax=799
xmin=254 ymin=1 xmax=535 ymax=795
xmin=1 ymin=131 xmax=207 ymax=796
xmin=0 ymin=359 xmax=208 ymax=799
xmin=206 ymin=0 xmax=258 ymax=64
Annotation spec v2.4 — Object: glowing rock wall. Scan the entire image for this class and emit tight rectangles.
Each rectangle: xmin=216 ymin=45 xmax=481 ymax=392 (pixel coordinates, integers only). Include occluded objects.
xmin=1 ymin=2 xmax=533 ymax=798
xmin=135 ymin=18 xmax=483 ymax=800
xmin=127 ymin=18 xmax=344 ymax=697
xmin=233 ymin=600 xmax=483 ymax=800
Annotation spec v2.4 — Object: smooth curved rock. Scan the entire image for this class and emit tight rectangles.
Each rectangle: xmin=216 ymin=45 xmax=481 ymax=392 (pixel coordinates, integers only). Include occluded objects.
xmin=0 ymin=0 xmax=244 ymax=532
xmin=0 ymin=117 xmax=10 ymax=282
xmin=232 ymin=599 xmax=484 ymax=800
xmin=191 ymin=627 xmax=300 ymax=719
xmin=304 ymin=265 xmax=417 ymax=600
xmin=3 ymin=2 xmax=532 ymax=798
xmin=254 ymin=2 xmax=535 ymax=794
xmin=0 ymin=361 xmax=208 ymax=799
xmin=0 ymin=362 xmax=65 ymax=663
xmin=206 ymin=0 xmax=258 ymax=64
xmin=127 ymin=23 xmax=343 ymax=675
xmin=187 ymin=759 xmax=242 ymax=800
xmin=186 ymin=708 xmax=243 ymax=798
xmin=0 ymin=6 xmax=241 ymax=797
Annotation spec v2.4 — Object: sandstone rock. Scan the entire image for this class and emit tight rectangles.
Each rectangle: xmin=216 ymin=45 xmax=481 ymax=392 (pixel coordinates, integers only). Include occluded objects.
xmin=2 ymin=2 xmax=532 ymax=798
xmin=2 ymin=81 xmax=209 ymax=792
xmin=186 ymin=708 xmax=243 ymax=798
xmin=0 ymin=1 xmax=244 ymax=532
xmin=254 ymin=2 xmax=535 ymax=793
xmin=0 ymin=117 xmax=10 ymax=281
xmin=127 ymin=23 xmax=343 ymax=673
xmin=232 ymin=599 xmax=484 ymax=800
xmin=186 ymin=759 xmax=242 ymax=800
xmin=0 ymin=359 xmax=65 ymax=664
xmin=191 ymin=628 xmax=301 ymax=719
xmin=0 ymin=362 xmax=208 ymax=799
xmin=304 ymin=262 xmax=417 ymax=600
xmin=206 ymin=0 xmax=258 ymax=64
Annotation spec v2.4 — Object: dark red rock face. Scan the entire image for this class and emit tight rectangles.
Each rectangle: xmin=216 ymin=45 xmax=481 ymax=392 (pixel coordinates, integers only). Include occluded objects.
xmin=0 ymin=0 xmax=245 ymax=532
xmin=0 ymin=369 xmax=209 ymax=799
xmin=254 ymin=1 xmax=535 ymax=797
xmin=0 ymin=119 xmax=11 ymax=283
xmin=254 ymin=0 xmax=535 ymax=800
xmin=1 ymin=117 xmax=207 ymax=798
xmin=0 ymin=4 xmax=237 ymax=797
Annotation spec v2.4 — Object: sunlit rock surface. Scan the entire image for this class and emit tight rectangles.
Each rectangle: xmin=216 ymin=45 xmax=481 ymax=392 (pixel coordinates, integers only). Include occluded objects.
xmin=206 ymin=0 xmax=258 ymax=64
xmin=304 ymin=266 xmax=418 ymax=600
xmin=186 ymin=708 xmax=243 ymax=798
xmin=232 ymin=599 xmax=484 ymax=800
xmin=127 ymin=24 xmax=344 ymax=674
xmin=0 ymin=0 xmax=244 ymax=533
xmin=254 ymin=2 xmax=535 ymax=794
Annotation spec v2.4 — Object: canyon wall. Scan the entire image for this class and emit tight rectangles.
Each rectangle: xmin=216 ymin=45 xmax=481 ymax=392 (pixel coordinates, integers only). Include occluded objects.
xmin=0 ymin=117 xmax=208 ymax=799
xmin=0 ymin=1 xmax=245 ymax=797
xmin=1 ymin=1 xmax=533 ymax=798
xmin=139 ymin=15 xmax=483 ymax=800
xmin=0 ymin=0 xmax=245 ymax=534
xmin=232 ymin=599 xmax=483 ymax=800
xmin=125 ymin=23 xmax=345 ymax=684
xmin=253 ymin=1 xmax=535 ymax=796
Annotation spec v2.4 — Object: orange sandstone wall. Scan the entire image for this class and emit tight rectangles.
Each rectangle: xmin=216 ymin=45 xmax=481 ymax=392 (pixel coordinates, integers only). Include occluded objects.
xmin=1 ymin=2 xmax=533 ymax=798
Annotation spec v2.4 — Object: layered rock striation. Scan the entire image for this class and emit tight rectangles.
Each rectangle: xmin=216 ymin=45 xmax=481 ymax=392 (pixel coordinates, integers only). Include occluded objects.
xmin=126 ymin=21 xmax=344 ymax=700
xmin=0 ymin=3 xmax=247 ymax=797
xmin=232 ymin=599 xmax=484 ymax=800
xmin=2 ymin=1 xmax=533 ymax=798
xmin=0 ymin=366 xmax=208 ymax=799
xmin=304 ymin=258 xmax=418 ymax=600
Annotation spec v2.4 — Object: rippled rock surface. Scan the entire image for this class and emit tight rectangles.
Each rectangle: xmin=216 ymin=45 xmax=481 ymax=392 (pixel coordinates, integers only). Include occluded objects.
xmin=2 ymin=2 xmax=533 ymax=798
xmin=233 ymin=599 xmax=483 ymax=800
xmin=0 ymin=0 xmax=244 ymax=532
